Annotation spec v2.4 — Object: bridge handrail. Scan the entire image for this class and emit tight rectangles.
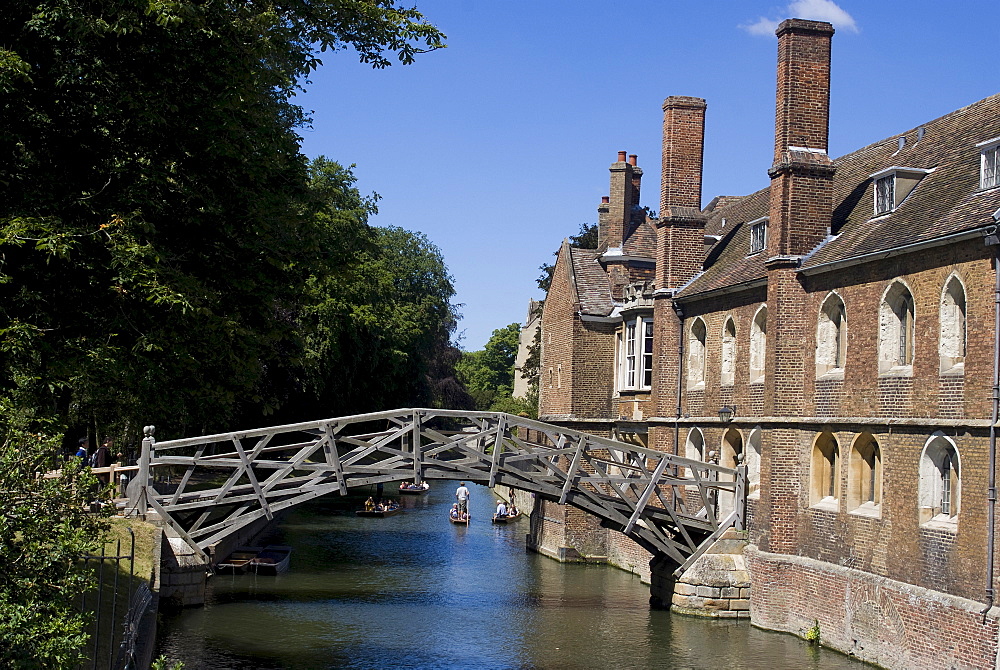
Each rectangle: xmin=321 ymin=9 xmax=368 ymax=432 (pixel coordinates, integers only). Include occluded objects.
xmin=149 ymin=408 xmax=737 ymax=479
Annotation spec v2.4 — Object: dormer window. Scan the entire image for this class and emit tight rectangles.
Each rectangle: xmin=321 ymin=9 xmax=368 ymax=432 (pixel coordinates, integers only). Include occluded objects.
xmin=869 ymin=167 xmax=933 ymax=217
xmin=978 ymin=137 xmax=1000 ymax=190
xmin=748 ymin=217 xmax=768 ymax=254
xmin=875 ymin=175 xmax=895 ymax=215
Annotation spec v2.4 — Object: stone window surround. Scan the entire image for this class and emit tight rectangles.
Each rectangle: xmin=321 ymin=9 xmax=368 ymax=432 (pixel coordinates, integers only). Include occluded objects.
xmin=688 ymin=317 xmax=708 ymax=390
xmin=816 ymin=291 xmax=847 ymax=379
xmin=809 ymin=432 xmax=840 ymax=510
xmin=721 ymin=316 xmax=737 ymax=387
xmin=847 ymin=433 xmax=882 ymax=517
xmin=878 ymin=280 xmax=916 ymax=376
xmin=919 ymin=432 xmax=960 ymax=530
xmin=749 ymin=305 xmax=767 ymax=384
xmin=939 ymin=274 xmax=967 ymax=375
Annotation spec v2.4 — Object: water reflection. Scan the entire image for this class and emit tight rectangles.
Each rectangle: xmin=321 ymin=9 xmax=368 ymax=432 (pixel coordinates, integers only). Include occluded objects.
xmin=157 ymin=483 xmax=866 ymax=669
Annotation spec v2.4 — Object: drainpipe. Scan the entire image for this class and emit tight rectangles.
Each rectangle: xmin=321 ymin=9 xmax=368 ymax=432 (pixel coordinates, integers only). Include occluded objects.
xmin=673 ymin=300 xmax=685 ymax=460
xmin=983 ymin=220 xmax=1000 ymax=621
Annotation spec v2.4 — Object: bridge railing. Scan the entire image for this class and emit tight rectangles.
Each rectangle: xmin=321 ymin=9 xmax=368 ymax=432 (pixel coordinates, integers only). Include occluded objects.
xmin=127 ymin=409 xmax=745 ymax=566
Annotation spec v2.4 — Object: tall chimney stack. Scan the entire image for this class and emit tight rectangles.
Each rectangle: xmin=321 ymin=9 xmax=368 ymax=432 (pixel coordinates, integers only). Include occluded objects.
xmin=767 ymin=19 xmax=835 ymax=260
xmin=656 ymin=96 xmax=707 ymax=291
xmin=603 ymin=151 xmax=640 ymax=250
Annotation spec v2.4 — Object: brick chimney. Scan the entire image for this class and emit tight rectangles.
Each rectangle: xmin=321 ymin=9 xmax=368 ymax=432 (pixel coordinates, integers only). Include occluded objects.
xmin=767 ymin=19 xmax=836 ymax=261
xmin=656 ymin=96 xmax=707 ymax=291
xmin=601 ymin=151 xmax=642 ymax=250
xmin=761 ymin=20 xmax=836 ymax=556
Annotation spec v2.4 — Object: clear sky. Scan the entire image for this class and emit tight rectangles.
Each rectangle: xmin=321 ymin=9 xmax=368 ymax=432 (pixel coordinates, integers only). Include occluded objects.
xmin=296 ymin=0 xmax=1000 ymax=351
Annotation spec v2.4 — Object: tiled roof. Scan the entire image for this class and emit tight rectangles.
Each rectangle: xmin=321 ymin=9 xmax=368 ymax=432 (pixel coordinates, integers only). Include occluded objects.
xmin=679 ymin=93 xmax=1000 ymax=299
xmin=678 ymin=188 xmax=770 ymax=297
xmin=570 ymin=246 xmax=614 ymax=316
xmin=623 ymin=216 xmax=657 ymax=258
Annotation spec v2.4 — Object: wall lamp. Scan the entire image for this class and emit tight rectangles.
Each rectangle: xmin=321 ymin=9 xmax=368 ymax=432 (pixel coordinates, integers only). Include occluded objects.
xmin=718 ymin=405 xmax=736 ymax=423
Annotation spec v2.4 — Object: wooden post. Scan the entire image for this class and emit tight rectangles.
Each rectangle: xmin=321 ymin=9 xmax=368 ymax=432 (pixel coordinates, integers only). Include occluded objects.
xmin=734 ymin=463 xmax=748 ymax=531
xmin=128 ymin=425 xmax=154 ymax=519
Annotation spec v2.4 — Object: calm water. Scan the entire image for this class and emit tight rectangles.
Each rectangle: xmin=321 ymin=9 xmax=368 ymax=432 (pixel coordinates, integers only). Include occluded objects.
xmin=157 ymin=483 xmax=867 ymax=669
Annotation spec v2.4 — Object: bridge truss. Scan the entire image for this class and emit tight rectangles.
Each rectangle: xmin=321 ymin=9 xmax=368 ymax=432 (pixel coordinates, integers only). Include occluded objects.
xmin=127 ymin=409 xmax=745 ymax=571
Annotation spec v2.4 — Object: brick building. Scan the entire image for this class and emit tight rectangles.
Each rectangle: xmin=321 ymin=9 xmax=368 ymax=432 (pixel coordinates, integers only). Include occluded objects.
xmin=535 ymin=18 xmax=1000 ymax=669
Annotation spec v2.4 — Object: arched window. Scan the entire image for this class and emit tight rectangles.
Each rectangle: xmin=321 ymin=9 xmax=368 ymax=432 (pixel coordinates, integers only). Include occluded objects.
xmin=684 ymin=428 xmax=706 ymax=486
xmin=721 ymin=317 xmax=736 ymax=386
xmin=879 ymin=282 xmax=915 ymax=373
xmin=919 ymin=434 xmax=960 ymax=526
xmin=940 ymin=276 xmax=967 ymax=373
xmin=747 ymin=427 xmax=762 ymax=498
xmin=685 ymin=427 xmax=705 ymax=462
xmin=816 ymin=293 xmax=847 ymax=377
xmin=719 ymin=428 xmax=743 ymax=515
xmin=810 ymin=432 xmax=840 ymax=507
xmin=750 ymin=306 xmax=767 ymax=383
xmin=688 ymin=318 xmax=707 ymax=388
xmin=848 ymin=434 xmax=881 ymax=514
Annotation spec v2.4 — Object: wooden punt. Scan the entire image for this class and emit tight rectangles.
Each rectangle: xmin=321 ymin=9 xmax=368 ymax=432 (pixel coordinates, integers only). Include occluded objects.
xmin=491 ymin=511 xmax=520 ymax=524
xmin=449 ymin=512 xmax=470 ymax=525
xmin=216 ymin=546 xmax=262 ymax=574
xmin=398 ymin=482 xmax=430 ymax=494
xmin=356 ymin=503 xmax=403 ymax=517
xmin=250 ymin=545 xmax=292 ymax=575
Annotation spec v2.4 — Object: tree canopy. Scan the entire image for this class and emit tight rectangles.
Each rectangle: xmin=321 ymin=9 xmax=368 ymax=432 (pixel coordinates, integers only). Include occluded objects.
xmin=457 ymin=323 xmax=533 ymax=415
xmin=0 ymin=1 xmax=449 ymax=442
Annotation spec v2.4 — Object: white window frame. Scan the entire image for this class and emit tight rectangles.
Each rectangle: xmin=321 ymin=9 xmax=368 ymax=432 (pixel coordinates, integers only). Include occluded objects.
xmin=748 ymin=217 xmax=768 ymax=255
xmin=617 ymin=315 xmax=653 ymax=391
xmin=978 ymin=137 xmax=1000 ymax=190
xmin=874 ymin=174 xmax=895 ymax=215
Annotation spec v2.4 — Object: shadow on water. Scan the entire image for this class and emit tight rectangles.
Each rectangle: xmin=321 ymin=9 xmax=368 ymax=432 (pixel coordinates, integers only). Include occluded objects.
xmin=157 ymin=482 xmax=869 ymax=669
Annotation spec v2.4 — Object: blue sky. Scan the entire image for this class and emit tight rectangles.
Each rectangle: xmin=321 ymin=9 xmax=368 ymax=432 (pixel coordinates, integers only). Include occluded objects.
xmin=296 ymin=0 xmax=1000 ymax=350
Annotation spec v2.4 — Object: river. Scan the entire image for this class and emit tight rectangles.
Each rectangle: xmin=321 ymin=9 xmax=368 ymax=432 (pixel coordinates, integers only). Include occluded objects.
xmin=156 ymin=482 xmax=868 ymax=669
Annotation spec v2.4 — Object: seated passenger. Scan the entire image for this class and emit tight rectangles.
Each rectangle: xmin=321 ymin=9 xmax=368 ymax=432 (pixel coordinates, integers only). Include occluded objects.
xmin=450 ymin=503 xmax=460 ymax=519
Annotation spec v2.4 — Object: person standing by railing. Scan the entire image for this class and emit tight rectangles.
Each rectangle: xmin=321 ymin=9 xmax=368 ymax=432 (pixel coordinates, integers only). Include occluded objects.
xmin=90 ymin=438 xmax=111 ymax=484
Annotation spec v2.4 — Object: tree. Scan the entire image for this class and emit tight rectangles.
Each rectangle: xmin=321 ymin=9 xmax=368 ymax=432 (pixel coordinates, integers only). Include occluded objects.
xmin=300 ymin=222 xmax=466 ymax=417
xmin=457 ymin=323 xmax=521 ymax=411
xmin=0 ymin=1 xmax=446 ymax=439
xmin=0 ymin=411 xmax=109 ymax=668
xmin=536 ymin=222 xmax=598 ymax=291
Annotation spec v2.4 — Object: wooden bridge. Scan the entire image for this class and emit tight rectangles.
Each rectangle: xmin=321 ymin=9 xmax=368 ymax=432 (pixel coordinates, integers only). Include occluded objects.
xmin=126 ymin=409 xmax=745 ymax=574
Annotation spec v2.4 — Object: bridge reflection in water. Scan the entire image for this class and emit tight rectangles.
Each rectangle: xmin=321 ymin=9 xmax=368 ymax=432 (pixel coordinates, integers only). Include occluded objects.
xmin=129 ymin=409 xmax=746 ymax=573
xmin=155 ymin=485 xmax=868 ymax=669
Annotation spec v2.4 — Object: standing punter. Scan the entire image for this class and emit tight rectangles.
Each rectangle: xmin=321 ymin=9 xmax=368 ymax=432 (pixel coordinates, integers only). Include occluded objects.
xmin=455 ymin=481 xmax=470 ymax=515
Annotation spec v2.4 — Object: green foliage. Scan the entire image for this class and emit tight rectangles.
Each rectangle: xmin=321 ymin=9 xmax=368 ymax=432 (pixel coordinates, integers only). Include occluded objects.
xmin=457 ymin=323 xmax=523 ymax=412
xmin=0 ymin=410 xmax=111 ymax=668
xmin=804 ymin=620 xmax=821 ymax=644
xmin=536 ymin=222 xmax=599 ymax=291
xmin=151 ymin=656 xmax=185 ymax=670
xmin=301 ymin=219 xmax=466 ymax=416
xmin=569 ymin=222 xmax=599 ymax=250
xmin=0 ymin=1 xmax=447 ymax=438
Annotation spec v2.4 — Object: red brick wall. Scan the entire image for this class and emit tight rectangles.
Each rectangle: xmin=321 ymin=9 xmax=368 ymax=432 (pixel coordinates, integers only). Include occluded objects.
xmin=748 ymin=546 xmax=999 ymax=670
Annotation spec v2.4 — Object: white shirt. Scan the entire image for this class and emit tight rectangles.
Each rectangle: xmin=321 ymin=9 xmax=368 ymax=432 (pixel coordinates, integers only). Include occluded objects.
xmin=456 ymin=485 xmax=470 ymax=501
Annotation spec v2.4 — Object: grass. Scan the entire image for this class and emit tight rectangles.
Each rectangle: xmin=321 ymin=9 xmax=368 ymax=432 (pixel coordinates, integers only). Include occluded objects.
xmin=79 ymin=517 xmax=160 ymax=669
